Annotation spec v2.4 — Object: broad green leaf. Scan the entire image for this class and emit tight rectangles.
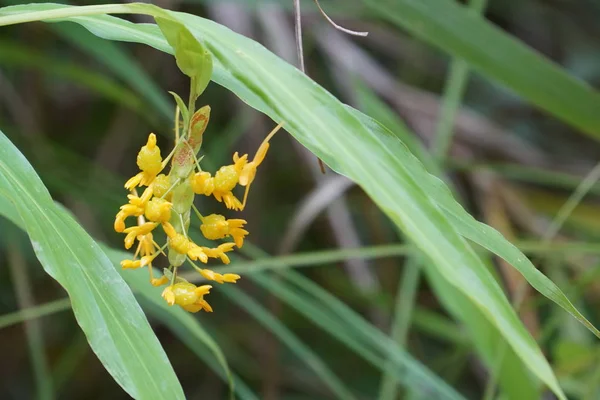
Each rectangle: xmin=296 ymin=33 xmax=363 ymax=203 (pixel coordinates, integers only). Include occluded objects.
xmin=354 ymin=109 xmax=600 ymax=339
xmin=354 ymin=82 xmax=438 ymax=175
xmin=0 ymin=4 xmax=587 ymax=398
xmin=362 ymin=0 xmax=600 ymax=141
xmin=351 ymin=96 xmax=539 ymax=397
xmin=156 ymin=16 xmax=212 ymax=96
xmin=0 ymin=129 xmax=184 ymax=399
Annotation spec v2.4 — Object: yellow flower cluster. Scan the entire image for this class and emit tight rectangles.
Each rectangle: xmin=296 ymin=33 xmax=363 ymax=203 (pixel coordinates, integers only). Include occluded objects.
xmin=114 ymin=105 xmax=281 ymax=313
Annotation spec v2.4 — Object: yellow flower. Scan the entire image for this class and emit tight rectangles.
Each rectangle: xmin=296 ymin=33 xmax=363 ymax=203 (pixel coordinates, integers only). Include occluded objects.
xmin=121 ymin=255 xmax=155 ymax=270
xmin=167 ymin=233 xmax=209 ymax=263
xmin=201 ymin=242 xmax=236 ymax=264
xmin=199 ymin=268 xmax=240 ymax=284
xmin=237 ymin=124 xmax=279 ymax=187
xmin=200 ymin=214 xmax=248 ymax=247
xmin=153 ymin=174 xmax=172 ymax=199
xmin=161 ymin=285 xmax=175 ymax=305
xmin=214 ymin=165 xmax=239 ymax=193
xmin=150 ymin=276 xmax=169 ymax=287
xmin=125 ymin=133 xmax=163 ymax=190
xmin=161 ymin=221 xmax=177 ymax=238
xmin=114 ymin=203 xmax=145 ymax=233
xmin=123 ymin=222 xmax=158 ymax=250
xmin=200 ymin=214 xmax=228 ymax=239
xmin=114 ymin=211 xmax=128 ymax=233
xmin=121 ymin=259 xmax=142 ymax=269
xmin=187 ymin=245 xmax=209 ymax=263
xmin=145 ymin=198 xmax=172 ymax=223
xmin=137 ymin=233 xmax=155 ymax=258
xmin=190 ymin=171 xmax=214 ymax=196
xmin=162 ymin=282 xmax=213 ymax=313
xmin=168 ymin=233 xmax=192 ymax=254
xmin=221 ymin=192 xmax=243 ymax=211
xmin=114 ymin=102 xmax=281 ymax=313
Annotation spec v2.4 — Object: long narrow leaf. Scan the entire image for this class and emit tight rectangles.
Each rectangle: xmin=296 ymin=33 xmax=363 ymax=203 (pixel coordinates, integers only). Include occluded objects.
xmin=0 ymin=129 xmax=184 ymax=399
xmin=363 ymin=0 xmax=600 ymax=141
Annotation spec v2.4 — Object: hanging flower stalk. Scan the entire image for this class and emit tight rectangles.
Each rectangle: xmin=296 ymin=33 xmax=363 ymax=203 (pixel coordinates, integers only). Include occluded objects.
xmin=113 ymin=16 xmax=282 ymax=313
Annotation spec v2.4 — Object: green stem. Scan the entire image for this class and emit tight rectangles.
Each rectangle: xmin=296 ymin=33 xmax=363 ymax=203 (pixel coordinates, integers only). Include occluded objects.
xmin=7 ymin=243 xmax=54 ymax=400
xmin=180 ymin=240 xmax=600 ymax=281
xmin=432 ymin=0 xmax=489 ymax=162
xmin=191 ymin=203 xmax=205 ymax=222
xmin=0 ymin=4 xmax=159 ymax=27
xmin=377 ymin=256 xmax=422 ymax=400
xmin=0 ymin=298 xmax=71 ymax=330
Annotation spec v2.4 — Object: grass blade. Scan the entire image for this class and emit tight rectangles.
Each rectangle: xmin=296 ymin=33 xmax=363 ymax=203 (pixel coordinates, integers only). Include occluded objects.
xmin=222 ymin=285 xmax=357 ymax=400
xmin=363 ymin=0 xmax=600 ymax=141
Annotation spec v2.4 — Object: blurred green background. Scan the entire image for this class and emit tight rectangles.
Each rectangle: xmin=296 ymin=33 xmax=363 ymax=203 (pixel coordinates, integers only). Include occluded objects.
xmin=2 ymin=0 xmax=600 ymax=399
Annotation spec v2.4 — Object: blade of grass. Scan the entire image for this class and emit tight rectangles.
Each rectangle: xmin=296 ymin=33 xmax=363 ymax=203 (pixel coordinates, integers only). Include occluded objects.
xmin=412 ymin=0 xmax=537 ymax=398
xmin=543 ymin=161 xmax=600 ymax=241
xmin=363 ymin=0 xmax=600 ymax=141
xmin=377 ymin=255 xmax=422 ymax=400
xmin=376 ymin=0 xmax=489 ymax=389
xmin=431 ymin=0 xmax=489 ymax=162
xmin=449 ymin=161 xmax=600 ymax=196
xmin=222 ymin=285 xmax=357 ymax=400
xmin=236 ymin=242 xmax=464 ymax=400
xmin=7 ymin=240 xmax=53 ymax=400
xmin=99 ymin=245 xmax=235 ymax=397
xmin=0 ymin=298 xmax=71 ymax=330
xmin=485 ymin=159 xmax=600 ymax=398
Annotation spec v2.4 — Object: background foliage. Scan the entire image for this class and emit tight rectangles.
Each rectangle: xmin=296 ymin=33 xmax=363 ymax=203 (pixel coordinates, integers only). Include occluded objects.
xmin=1 ymin=0 xmax=600 ymax=399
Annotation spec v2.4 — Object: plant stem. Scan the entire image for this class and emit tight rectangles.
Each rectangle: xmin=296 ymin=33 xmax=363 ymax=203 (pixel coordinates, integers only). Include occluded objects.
xmin=377 ymin=256 xmax=422 ymax=400
xmin=7 ymin=242 xmax=54 ymax=400
xmin=0 ymin=298 xmax=71 ymax=330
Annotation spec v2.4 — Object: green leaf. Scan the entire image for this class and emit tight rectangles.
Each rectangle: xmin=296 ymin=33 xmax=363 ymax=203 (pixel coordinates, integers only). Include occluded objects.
xmin=155 ymin=16 xmax=212 ymax=96
xmin=169 ymin=91 xmax=189 ymax=122
xmin=357 ymin=77 xmax=538 ymax=398
xmin=424 ymin=263 xmax=540 ymax=399
xmin=0 ymin=128 xmax=184 ymax=399
xmin=362 ymin=0 xmax=600 ymax=141
xmin=358 ymin=108 xmax=600 ymax=339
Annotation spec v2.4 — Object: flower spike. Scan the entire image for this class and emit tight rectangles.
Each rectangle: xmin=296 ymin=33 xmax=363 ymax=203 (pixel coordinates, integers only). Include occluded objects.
xmin=114 ymin=91 xmax=281 ymax=313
